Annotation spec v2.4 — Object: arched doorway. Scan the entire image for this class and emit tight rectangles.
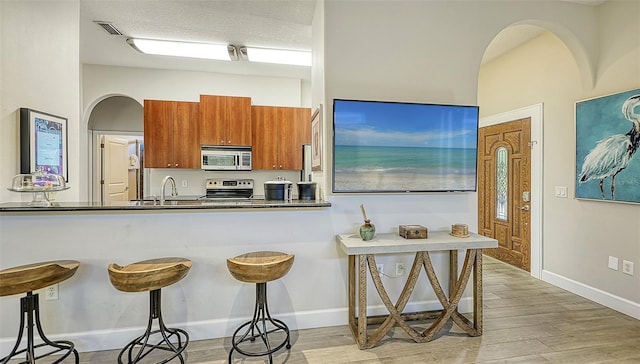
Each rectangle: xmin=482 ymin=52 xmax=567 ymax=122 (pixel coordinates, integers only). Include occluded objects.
xmin=478 ymin=23 xmax=589 ymax=278
xmin=87 ymin=96 xmax=144 ymax=203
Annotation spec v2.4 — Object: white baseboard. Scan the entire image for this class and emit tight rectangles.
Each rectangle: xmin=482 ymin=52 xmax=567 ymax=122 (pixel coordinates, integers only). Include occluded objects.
xmin=541 ymin=270 xmax=640 ymax=320
xmin=0 ymin=298 xmax=471 ymax=354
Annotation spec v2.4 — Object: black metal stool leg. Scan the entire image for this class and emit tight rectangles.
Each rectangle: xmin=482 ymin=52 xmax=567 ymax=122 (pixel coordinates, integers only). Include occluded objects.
xmin=229 ymin=282 xmax=291 ymax=363
xmin=0 ymin=292 xmax=79 ymax=364
xmin=117 ymin=288 xmax=189 ymax=364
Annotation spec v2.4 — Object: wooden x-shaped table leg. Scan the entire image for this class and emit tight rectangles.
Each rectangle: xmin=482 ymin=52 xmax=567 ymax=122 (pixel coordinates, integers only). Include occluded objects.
xmin=421 ymin=249 xmax=482 ymax=340
xmin=347 ymin=249 xmax=483 ymax=349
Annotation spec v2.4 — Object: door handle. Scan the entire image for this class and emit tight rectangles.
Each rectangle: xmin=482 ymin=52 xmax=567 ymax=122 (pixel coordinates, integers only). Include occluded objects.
xmin=520 ymin=205 xmax=530 ymax=211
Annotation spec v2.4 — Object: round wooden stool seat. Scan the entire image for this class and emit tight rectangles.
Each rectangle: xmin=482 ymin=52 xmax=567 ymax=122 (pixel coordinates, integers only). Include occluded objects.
xmin=108 ymin=257 xmax=192 ymax=292
xmin=0 ymin=260 xmax=80 ymax=297
xmin=0 ymin=260 xmax=80 ymax=363
xmin=227 ymin=251 xmax=294 ymax=283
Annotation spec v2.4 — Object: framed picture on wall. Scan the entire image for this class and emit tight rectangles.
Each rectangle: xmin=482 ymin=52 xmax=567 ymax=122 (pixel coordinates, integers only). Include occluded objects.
xmin=311 ymin=106 xmax=322 ymax=171
xmin=575 ymin=89 xmax=640 ymax=203
xmin=20 ymin=108 xmax=68 ymax=181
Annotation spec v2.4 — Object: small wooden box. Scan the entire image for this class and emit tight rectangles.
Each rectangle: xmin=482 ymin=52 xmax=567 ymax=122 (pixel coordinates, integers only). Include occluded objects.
xmin=399 ymin=225 xmax=428 ymax=239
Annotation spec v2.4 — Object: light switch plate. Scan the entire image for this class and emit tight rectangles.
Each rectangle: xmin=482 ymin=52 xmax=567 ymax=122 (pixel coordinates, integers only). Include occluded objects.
xmin=554 ymin=186 xmax=568 ymax=198
xmin=608 ymin=256 xmax=619 ymax=270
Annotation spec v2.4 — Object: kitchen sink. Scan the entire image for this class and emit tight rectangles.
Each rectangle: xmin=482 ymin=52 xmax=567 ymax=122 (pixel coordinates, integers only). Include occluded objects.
xmin=129 ymin=199 xmax=200 ymax=206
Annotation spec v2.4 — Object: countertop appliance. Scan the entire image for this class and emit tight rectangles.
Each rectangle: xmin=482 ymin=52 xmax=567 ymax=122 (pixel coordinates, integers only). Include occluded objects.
xmin=201 ymin=146 xmax=252 ymax=171
xmin=203 ymin=178 xmax=254 ymax=199
xmin=297 ymin=181 xmax=317 ymax=200
xmin=264 ymin=177 xmax=293 ymax=201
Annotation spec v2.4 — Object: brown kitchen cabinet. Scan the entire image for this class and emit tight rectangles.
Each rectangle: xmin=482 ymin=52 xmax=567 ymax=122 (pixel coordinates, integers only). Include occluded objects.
xmin=143 ymin=100 xmax=200 ymax=169
xmin=200 ymin=95 xmax=252 ymax=146
xmin=252 ymin=106 xmax=311 ymax=170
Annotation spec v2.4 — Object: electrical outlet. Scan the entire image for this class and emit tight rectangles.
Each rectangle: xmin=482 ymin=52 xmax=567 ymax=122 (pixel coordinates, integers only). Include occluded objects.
xmin=376 ymin=263 xmax=384 ymax=274
xmin=45 ymin=284 xmax=58 ymax=300
xmin=396 ymin=263 xmax=405 ymax=276
xmin=181 ymin=180 xmax=188 ymax=188
xmin=608 ymin=256 xmax=619 ymax=270
xmin=622 ymin=260 xmax=634 ymax=276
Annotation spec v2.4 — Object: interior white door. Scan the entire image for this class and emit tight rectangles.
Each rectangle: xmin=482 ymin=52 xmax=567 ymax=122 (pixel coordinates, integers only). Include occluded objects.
xmin=103 ymin=136 xmax=129 ymax=204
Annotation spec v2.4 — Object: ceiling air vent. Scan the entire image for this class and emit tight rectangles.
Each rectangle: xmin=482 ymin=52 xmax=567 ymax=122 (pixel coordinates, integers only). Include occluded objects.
xmin=94 ymin=21 xmax=123 ymax=36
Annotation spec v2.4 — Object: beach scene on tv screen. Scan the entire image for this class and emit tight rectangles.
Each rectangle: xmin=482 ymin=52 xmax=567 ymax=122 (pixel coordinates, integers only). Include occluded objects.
xmin=333 ymin=100 xmax=478 ymax=192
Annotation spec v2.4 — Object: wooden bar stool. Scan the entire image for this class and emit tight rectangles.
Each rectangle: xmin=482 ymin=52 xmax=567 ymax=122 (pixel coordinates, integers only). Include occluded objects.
xmin=0 ymin=260 xmax=80 ymax=364
xmin=107 ymin=257 xmax=192 ymax=364
xmin=226 ymin=251 xmax=294 ymax=364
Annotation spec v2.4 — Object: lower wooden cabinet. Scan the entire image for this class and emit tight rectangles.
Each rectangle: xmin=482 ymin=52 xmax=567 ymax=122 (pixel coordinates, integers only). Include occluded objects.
xmin=144 ymin=100 xmax=200 ymax=169
xmin=251 ymin=106 xmax=311 ymax=170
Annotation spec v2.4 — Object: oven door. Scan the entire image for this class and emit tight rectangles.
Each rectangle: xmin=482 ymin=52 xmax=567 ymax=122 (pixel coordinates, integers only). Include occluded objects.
xmin=201 ymin=151 xmax=238 ymax=170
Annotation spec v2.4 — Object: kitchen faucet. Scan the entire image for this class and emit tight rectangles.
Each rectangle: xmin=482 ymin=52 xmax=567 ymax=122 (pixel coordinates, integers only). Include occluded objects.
xmin=160 ymin=176 xmax=177 ymax=204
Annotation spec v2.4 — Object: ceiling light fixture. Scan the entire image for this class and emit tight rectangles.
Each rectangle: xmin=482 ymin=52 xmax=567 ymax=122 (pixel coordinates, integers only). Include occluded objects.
xmin=127 ymin=38 xmax=239 ymax=61
xmin=239 ymin=46 xmax=311 ymax=67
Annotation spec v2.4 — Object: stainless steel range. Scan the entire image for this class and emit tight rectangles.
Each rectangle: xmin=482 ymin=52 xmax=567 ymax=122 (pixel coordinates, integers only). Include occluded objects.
xmin=202 ymin=178 xmax=254 ymax=200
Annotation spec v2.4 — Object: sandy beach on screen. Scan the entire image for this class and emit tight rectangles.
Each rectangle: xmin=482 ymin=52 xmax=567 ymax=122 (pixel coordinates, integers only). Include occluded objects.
xmin=334 ymin=171 xmax=476 ymax=192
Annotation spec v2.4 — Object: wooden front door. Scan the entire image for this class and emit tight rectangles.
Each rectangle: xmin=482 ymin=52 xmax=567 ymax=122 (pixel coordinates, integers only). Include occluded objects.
xmin=478 ymin=118 xmax=531 ymax=271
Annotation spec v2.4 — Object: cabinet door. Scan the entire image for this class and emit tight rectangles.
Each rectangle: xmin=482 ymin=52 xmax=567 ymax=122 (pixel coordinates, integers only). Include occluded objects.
xmin=279 ymin=108 xmax=311 ymax=170
xmin=144 ymin=100 xmax=175 ymax=168
xmin=200 ymin=95 xmax=252 ymax=146
xmin=252 ymin=106 xmax=311 ymax=170
xmin=173 ymin=102 xmax=200 ymax=169
xmin=226 ymin=96 xmax=252 ymax=146
xmin=251 ymin=106 xmax=280 ymax=170
xmin=200 ymin=95 xmax=226 ymax=145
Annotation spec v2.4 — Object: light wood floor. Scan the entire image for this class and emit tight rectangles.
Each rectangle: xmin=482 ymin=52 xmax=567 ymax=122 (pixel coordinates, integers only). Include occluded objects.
xmin=10 ymin=256 xmax=640 ymax=363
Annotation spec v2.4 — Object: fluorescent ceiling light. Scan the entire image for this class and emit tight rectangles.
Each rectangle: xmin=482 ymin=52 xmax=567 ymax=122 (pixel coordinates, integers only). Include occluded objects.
xmin=240 ymin=47 xmax=311 ymax=67
xmin=127 ymin=38 xmax=238 ymax=61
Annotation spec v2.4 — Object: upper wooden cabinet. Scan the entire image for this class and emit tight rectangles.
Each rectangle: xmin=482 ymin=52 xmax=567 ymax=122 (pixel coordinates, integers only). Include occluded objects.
xmin=144 ymin=100 xmax=200 ymax=169
xmin=252 ymin=106 xmax=311 ymax=170
xmin=200 ymin=95 xmax=252 ymax=146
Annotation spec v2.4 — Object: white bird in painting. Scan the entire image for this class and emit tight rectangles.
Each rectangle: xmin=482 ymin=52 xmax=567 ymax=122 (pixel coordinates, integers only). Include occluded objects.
xmin=579 ymin=94 xmax=640 ymax=199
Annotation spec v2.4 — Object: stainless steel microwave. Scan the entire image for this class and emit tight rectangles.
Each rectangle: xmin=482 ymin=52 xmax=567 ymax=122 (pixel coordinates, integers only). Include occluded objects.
xmin=201 ymin=146 xmax=252 ymax=171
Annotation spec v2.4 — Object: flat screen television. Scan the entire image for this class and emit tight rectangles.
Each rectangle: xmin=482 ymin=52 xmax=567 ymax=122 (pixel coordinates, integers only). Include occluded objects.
xmin=332 ymin=99 xmax=479 ymax=193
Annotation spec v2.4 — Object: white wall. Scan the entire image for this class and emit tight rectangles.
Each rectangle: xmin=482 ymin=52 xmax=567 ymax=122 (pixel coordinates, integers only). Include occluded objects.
xmin=0 ymin=1 xmax=80 ymax=203
xmin=82 ymin=64 xmax=308 ymax=111
xmin=478 ymin=0 xmax=640 ymax=315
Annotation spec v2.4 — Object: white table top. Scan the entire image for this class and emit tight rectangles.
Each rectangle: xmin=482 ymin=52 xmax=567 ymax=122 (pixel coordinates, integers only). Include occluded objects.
xmin=336 ymin=231 xmax=498 ymax=255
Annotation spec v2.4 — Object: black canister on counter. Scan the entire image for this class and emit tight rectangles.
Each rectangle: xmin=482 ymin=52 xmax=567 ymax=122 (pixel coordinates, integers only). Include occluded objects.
xmin=296 ymin=182 xmax=317 ymax=200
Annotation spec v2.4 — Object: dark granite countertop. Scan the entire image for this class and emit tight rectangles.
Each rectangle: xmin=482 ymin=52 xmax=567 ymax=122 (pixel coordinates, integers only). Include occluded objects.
xmin=0 ymin=199 xmax=331 ymax=212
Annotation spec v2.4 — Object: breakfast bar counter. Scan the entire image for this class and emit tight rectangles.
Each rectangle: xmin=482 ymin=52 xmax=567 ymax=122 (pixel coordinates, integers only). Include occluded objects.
xmin=336 ymin=231 xmax=498 ymax=349
xmin=0 ymin=199 xmax=331 ymax=212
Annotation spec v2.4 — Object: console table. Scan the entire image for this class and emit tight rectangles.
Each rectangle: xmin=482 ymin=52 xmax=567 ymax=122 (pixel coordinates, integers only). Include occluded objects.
xmin=336 ymin=231 xmax=498 ymax=349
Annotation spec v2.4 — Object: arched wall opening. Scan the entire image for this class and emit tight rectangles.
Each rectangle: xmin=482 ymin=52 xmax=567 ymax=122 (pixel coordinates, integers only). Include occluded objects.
xmin=477 ymin=22 xmax=589 ymax=279
xmin=85 ymin=95 xmax=144 ymax=202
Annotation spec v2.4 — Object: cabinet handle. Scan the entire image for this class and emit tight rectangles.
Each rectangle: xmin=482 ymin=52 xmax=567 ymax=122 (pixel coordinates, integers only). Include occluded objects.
xmin=227 ymin=140 xmax=231 ymax=144
xmin=167 ymin=163 xmax=171 ymax=167
xmin=220 ymin=140 xmax=224 ymax=144
xmin=175 ymin=164 xmax=179 ymax=167
xmin=272 ymin=165 xmax=276 ymax=169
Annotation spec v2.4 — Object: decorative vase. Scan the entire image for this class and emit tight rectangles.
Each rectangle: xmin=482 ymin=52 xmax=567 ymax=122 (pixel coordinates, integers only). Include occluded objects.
xmin=359 ymin=219 xmax=376 ymax=241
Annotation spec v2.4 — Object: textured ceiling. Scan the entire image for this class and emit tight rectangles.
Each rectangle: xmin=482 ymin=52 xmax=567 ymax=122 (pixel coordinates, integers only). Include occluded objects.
xmin=80 ymin=0 xmax=606 ymax=80
xmin=80 ymin=0 xmax=317 ymax=79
